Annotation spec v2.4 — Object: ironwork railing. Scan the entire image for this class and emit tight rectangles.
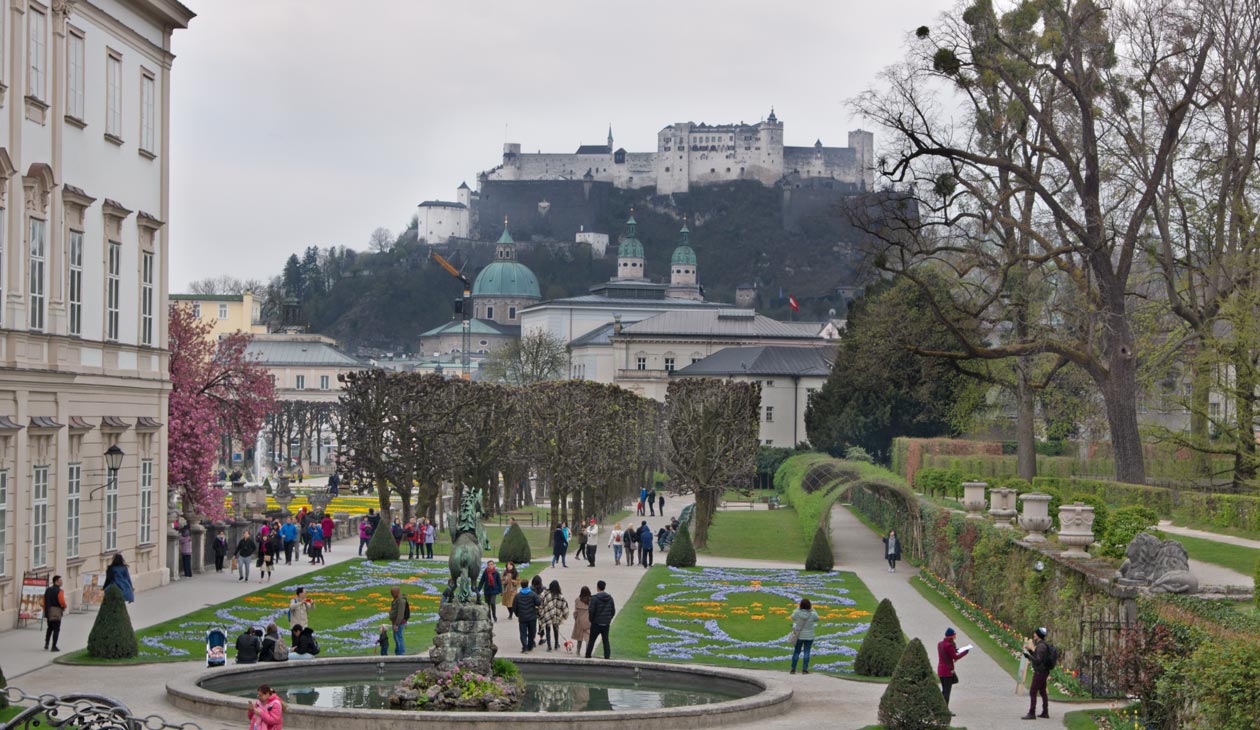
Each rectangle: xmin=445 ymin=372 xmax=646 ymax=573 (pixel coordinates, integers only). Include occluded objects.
xmin=0 ymin=686 xmax=202 ymax=730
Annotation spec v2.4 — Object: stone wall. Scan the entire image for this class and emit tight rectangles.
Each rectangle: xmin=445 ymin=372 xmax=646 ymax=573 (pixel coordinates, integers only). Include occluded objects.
xmin=476 ymin=179 xmax=612 ymax=242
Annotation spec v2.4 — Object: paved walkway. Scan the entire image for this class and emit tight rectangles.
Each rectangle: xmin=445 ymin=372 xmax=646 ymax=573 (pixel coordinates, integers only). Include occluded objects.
xmin=3 ymin=539 xmax=362 ymax=680
xmin=1155 ymin=521 xmax=1255 ymax=589
xmin=1158 ymin=520 xmax=1260 ymax=549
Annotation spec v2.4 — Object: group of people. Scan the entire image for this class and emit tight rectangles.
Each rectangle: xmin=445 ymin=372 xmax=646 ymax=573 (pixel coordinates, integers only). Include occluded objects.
xmin=936 ymin=624 xmax=1057 ymax=720
xmin=504 ymin=573 xmax=617 ymax=660
xmin=234 ymin=586 xmax=322 ymax=664
xmin=396 ymin=517 xmax=437 ymax=559
xmin=636 ymin=486 xmax=665 ymax=516
xmin=216 ymin=511 xmax=335 ymax=583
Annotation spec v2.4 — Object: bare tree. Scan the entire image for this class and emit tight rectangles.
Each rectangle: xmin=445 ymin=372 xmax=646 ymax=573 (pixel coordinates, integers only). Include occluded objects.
xmin=664 ymin=379 xmax=761 ymax=548
xmin=482 ymin=330 xmax=568 ymax=385
xmin=367 ymin=227 xmax=394 ymax=254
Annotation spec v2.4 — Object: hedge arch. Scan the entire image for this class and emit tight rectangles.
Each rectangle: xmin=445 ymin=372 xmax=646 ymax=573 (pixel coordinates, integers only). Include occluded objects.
xmin=837 ymin=480 xmax=925 ymax=561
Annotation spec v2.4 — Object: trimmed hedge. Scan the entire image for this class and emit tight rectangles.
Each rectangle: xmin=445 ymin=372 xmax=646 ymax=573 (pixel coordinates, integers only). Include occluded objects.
xmin=498 ymin=523 xmax=532 ymax=565
xmin=854 ymin=598 xmax=906 ymax=677
xmin=666 ymin=523 xmax=697 ymax=567
xmin=364 ymin=518 xmax=401 ymax=561
xmin=878 ymin=637 xmax=951 ymax=729
xmin=777 ymin=454 xmax=907 ymax=543
xmin=87 ymin=585 xmax=138 ymax=659
xmin=1033 ymin=476 xmax=1260 ymax=534
xmin=804 ymin=526 xmax=834 ymax=571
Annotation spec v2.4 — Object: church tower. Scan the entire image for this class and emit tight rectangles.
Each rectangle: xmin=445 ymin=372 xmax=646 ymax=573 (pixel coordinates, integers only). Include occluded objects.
xmin=616 ymin=210 xmax=646 ymax=281
xmin=667 ymin=218 xmax=702 ymax=301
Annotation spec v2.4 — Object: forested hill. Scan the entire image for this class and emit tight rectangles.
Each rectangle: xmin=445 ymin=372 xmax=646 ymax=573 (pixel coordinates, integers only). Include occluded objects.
xmin=276 ymin=181 xmax=891 ymax=352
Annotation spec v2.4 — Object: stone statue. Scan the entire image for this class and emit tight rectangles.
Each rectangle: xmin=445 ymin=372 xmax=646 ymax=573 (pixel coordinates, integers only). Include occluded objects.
xmin=446 ymin=488 xmax=491 ymax=604
xmin=1116 ymin=532 xmax=1198 ymax=594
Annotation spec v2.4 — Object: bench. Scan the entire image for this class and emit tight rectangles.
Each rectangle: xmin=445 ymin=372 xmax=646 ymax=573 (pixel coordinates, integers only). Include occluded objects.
xmin=497 ymin=510 xmax=538 ymax=528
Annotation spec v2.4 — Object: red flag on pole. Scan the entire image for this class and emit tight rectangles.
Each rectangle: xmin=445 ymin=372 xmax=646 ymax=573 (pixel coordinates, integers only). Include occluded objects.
xmin=788 ymin=295 xmax=800 ymax=312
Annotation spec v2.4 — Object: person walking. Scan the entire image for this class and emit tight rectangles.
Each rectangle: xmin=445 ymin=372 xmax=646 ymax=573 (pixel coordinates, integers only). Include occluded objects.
xmin=658 ymin=492 xmax=665 ymax=516
xmin=179 ymin=527 xmax=194 ymax=578
xmin=43 ymin=575 xmax=66 ymax=651
xmin=308 ymin=524 xmax=325 ymax=565
xmin=1022 ymin=627 xmax=1053 ymax=720
xmin=247 ymin=685 xmax=284 ymax=730
xmin=213 ymin=530 xmax=228 ymax=572
xmin=638 ymin=487 xmax=648 ymax=516
xmin=358 ymin=515 xmax=373 ymax=555
xmin=540 ymin=580 xmax=569 ymax=651
xmin=789 ymin=598 xmax=820 ymax=674
xmin=609 ymin=523 xmax=624 ymax=565
xmin=478 ymin=560 xmax=503 ymax=621
xmin=572 ymin=586 xmax=592 ymax=657
xmin=320 ymin=514 xmax=335 ymax=552
xmin=102 ymin=553 xmax=135 ymax=602
xmin=648 ymin=487 xmax=657 ymax=516
xmin=585 ymin=580 xmax=616 ymax=659
xmin=234 ymin=534 xmax=256 ymax=582
xmin=937 ymin=627 xmax=969 ymax=712
xmin=289 ymin=587 xmax=313 ymax=629
xmin=389 ymin=587 xmax=409 ymax=655
xmin=623 ymin=523 xmax=638 ymax=567
xmin=281 ymin=519 xmax=298 ymax=565
xmin=264 ymin=530 xmax=282 ymax=581
xmin=551 ymin=523 xmax=568 ymax=568
xmin=299 ymin=509 xmax=312 ymax=557
xmin=502 ymin=562 xmax=520 ymax=619
xmin=637 ymin=521 xmax=654 ymax=568
xmin=423 ymin=519 xmax=435 ymax=559
xmin=574 ymin=525 xmax=589 ymax=562
xmin=513 ymin=579 xmax=542 ymax=653
xmin=883 ymin=529 xmax=902 ymax=573
xmin=584 ymin=519 xmax=599 ymax=567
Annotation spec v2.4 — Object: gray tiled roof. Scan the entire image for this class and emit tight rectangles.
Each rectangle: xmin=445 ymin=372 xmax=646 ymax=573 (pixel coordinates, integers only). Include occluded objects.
xmin=674 ymin=345 xmax=834 ymax=377
xmin=527 ymin=294 xmax=723 ymax=311
xmin=621 ymin=310 xmax=826 ymax=339
xmin=418 ymin=200 xmax=467 ymax=209
xmin=569 ymin=322 xmax=616 ymax=347
xmin=245 ymin=339 xmax=366 ymax=367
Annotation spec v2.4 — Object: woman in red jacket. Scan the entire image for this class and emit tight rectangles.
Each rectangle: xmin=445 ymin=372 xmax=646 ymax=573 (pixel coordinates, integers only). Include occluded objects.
xmin=937 ymin=627 xmax=969 ymax=712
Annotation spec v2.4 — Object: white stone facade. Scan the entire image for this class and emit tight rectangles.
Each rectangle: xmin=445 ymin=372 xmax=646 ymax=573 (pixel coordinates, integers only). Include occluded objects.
xmin=483 ymin=112 xmax=874 ymax=195
xmin=0 ymin=0 xmax=194 ymax=625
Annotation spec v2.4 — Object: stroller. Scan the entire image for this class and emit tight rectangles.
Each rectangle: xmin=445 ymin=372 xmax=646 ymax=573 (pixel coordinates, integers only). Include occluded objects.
xmin=206 ymin=628 xmax=227 ymax=667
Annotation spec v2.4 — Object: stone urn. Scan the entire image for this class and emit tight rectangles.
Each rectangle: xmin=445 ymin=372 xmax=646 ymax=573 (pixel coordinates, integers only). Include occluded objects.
xmin=1018 ymin=493 xmax=1053 ymax=543
xmin=962 ymin=481 xmax=988 ymax=519
xmin=274 ymin=477 xmax=295 ymax=516
xmin=988 ymin=487 xmax=1018 ymax=528
xmin=1057 ymin=502 xmax=1096 ymax=558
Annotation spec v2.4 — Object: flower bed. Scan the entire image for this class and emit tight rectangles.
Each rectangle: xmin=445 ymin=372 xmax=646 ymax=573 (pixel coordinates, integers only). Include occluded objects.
xmin=617 ymin=566 xmax=877 ymax=675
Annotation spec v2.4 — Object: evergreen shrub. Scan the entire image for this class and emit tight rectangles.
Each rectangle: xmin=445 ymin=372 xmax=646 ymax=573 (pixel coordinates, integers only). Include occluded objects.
xmin=498 ymin=523 xmax=532 ymax=565
xmin=854 ymin=598 xmax=907 ymax=677
xmin=87 ymin=585 xmax=138 ymax=659
xmin=804 ymin=525 xmax=834 ymax=571
xmin=666 ymin=523 xmax=697 ymax=567
xmin=1101 ymin=505 xmax=1160 ymax=558
xmin=365 ymin=517 xmax=401 ymax=561
xmin=877 ymin=637 xmax=951 ymax=729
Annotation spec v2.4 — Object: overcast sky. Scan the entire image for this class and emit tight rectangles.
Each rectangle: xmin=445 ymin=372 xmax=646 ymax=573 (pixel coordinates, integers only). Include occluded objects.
xmin=168 ymin=0 xmax=955 ymax=291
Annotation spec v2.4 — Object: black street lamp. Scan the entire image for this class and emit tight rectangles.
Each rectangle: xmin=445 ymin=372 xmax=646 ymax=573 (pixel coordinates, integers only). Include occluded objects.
xmin=104 ymin=445 xmax=124 ymax=475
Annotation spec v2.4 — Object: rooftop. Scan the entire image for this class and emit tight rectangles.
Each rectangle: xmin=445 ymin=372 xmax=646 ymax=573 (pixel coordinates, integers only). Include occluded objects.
xmin=673 ymin=345 xmax=834 ymax=377
xmin=569 ymin=322 xmax=616 ymax=348
xmin=244 ymin=337 xmax=366 ymax=367
xmin=524 ymin=294 xmax=723 ymax=311
xmin=170 ymin=293 xmax=248 ymax=302
xmin=420 ymin=319 xmax=521 ymax=338
xmin=619 ymin=309 xmax=829 ymax=339
xmin=418 ymin=200 xmax=467 ymax=209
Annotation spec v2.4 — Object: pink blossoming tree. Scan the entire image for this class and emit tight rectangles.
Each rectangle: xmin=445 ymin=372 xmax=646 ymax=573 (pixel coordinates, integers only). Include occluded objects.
xmin=168 ymin=303 xmax=276 ymax=520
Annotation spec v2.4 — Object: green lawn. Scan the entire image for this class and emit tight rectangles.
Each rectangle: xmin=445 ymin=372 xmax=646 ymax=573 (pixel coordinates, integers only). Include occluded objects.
xmin=699 ymin=507 xmax=809 ymax=563
xmin=1155 ymin=531 xmax=1260 ymax=578
xmin=59 ymin=558 xmax=542 ymax=665
xmin=614 ymin=565 xmax=878 ymax=676
xmin=1063 ymin=703 xmax=1142 ymax=729
xmin=720 ymin=488 xmax=778 ymax=503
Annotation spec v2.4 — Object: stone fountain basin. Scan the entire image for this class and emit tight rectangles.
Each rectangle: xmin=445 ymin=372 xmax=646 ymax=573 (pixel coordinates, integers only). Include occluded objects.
xmin=167 ymin=656 xmax=792 ymax=730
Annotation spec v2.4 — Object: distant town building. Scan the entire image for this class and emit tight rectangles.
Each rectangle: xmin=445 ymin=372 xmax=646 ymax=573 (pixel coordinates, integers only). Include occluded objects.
xmin=0 ymin=0 xmax=195 ymax=621
xmin=673 ymin=345 xmax=834 ymax=447
xmin=482 ymin=111 xmax=874 ymax=195
xmin=245 ymin=334 xmax=367 ymax=403
xmin=416 ymin=182 xmax=473 ymax=243
xmin=169 ymin=292 xmax=267 ymax=337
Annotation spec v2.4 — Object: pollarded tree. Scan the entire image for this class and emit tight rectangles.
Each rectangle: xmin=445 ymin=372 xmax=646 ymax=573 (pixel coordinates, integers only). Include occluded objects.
xmin=481 ymin=329 xmax=568 ymax=385
xmin=336 ymin=369 xmax=399 ymax=520
xmin=663 ymin=378 xmax=761 ymax=548
xmin=168 ymin=303 xmax=275 ymax=520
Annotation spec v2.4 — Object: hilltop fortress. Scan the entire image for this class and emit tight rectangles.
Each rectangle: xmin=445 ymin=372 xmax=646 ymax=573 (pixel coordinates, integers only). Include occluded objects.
xmin=417 ymin=109 xmax=876 ymax=244
xmin=483 ymin=109 xmax=874 ymax=195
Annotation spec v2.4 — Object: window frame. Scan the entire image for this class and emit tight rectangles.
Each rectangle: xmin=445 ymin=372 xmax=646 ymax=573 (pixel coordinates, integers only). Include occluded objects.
xmin=320 ymin=375 xmax=330 ymax=390
xmin=141 ymin=251 xmax=154 ymax=345
xmin=191 ymin=302 xmax=201 ymax=318
xmin=32 ymin=465 xmax=49 ymax=569
xmin=68 ymin=230 xmax=83 ymax=336
xmin=295 ymin=374 xmax=305 ymax=390
xmin=139 ymin=70 xmax=156 ymax=154
xmin=664 ymin=357 xmax=675 ymax=373
xmin=139 ymin=459 xmax=153 ymax=545
xmin=635 ymin=355 xmax=646 ymax=371
xmin=106 ymin=240 xmax=121 ymax=341
xmin=105 ymin=51 xmax=122 ymax=140
xmin=765 ymin=406 xmax=774 ymax=422
xmin=27 ymin=6 xmax=47 ymax=102
xmin=66 ymin=462 xmax=81 ymax=558
xmin=0 ymin=471 xmax=7 ymax=576
xmin=66 ymin=28 xmax=85 ymax=121
xmin=28 ymin=217 xmax=46 ymax=331
xmin=217 ymin=302 xmax=228 ymax=320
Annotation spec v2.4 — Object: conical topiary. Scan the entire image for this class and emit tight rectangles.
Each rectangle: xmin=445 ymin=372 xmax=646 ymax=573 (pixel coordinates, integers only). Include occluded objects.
xmin=498 ymin=523 xmax=532 ymax=564
xmin=854 ymin=598 xmax=907 ymax=677
xmin=805 ymin=525 xmax=834 ymax=571
xmin=365 ymin=515 xmax=401 ymax=561
xmin=0 ymin=662 xmax=9 ymax=709
xmin=87 ymin=585 xmax=138 ymax=659
xmin=878 ymin=637 xmax=951 ymax=730
xmin=666 ymin=523 xmax=697 ymax=567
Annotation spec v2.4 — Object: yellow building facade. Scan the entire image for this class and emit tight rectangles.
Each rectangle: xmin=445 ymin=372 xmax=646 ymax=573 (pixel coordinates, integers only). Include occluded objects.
xmin=168 ymin=293 xmax=267 ymax=337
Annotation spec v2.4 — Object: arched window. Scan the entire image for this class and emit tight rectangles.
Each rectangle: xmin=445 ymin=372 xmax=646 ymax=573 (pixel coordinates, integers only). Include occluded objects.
xmin=486 ymin=305 xmax=494 ymax=320
xmin=509 ymin=306 xmax=517 ymax=319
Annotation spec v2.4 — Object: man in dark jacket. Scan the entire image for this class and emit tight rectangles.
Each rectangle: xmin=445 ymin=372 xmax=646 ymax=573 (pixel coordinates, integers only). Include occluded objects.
xmin=551 ymin=524 xmax=568 ymax=568
xmin=1022 ymin=627 xmax=1052 ymax=720
xmin=638 ymin=521 xmax=655 ymax=568
xmin=235 ymin=627 xmax=262 ymax=664
xmin=624 ymin=525 xmax=638 ymax=567
xmin=586 ymin=580 xmax=616 ymax=658
xmin=512 ymin=580 xmax=543 ymax=652
xmin=388 ymin=587 xmax=409 ymax=655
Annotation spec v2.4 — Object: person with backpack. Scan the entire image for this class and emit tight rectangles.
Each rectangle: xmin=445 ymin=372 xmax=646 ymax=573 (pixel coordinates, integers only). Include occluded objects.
xmin=389 ymin=587 xmax=410 ymax=655
xmin=608 ymin=522 xmax=624 ymax=565
xmin=1022 ymin=627 xmax=1054 ymax=720
xmin=512 ymin=579 xmax=543 ymax=652
xmin=259 ymin=623 xmax=289 ymax=662
xmin=235 ymin=533 xmax=257 ymax=582
xmin=623 ymin=524 xmax=638 ymax=567
xmin=937 ymin=627 xmax=970 ymax=712
xmin=637 ymin=521 xmax=655 ymax=568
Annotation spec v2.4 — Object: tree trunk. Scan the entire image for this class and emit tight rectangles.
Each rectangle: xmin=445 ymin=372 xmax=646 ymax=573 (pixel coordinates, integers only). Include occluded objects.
xmin=692 ymin=490 xmax=719 ymax=549
xmin=1189 ymin=356 xmax=1213 ymax=478
xmin=1016 ymin=363 xmax=1037 ymax=482
xmin=1098 ymin=353 xmax=1146 ymax=485
xmin=1233 ymin=356 xmax=1257 ymax=489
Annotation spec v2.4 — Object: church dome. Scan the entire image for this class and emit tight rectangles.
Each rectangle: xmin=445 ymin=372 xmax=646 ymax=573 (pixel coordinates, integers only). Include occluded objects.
xmin=671 ymin=245 xmax=697 ymax=265
xmin=618 ymin=213 xmax=644 ymax=258
xmin=472 ymin=261 xmax=541 ymax=298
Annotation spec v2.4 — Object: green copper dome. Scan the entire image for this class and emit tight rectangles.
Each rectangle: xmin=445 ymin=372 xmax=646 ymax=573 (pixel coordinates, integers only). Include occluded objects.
xmin=618 ymin=213 xmax=644 ymax=258
xmin=472 ymin=261 xmax=541 ymax=299
xmin=671 ymin=245 xmax=697 ymax=265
